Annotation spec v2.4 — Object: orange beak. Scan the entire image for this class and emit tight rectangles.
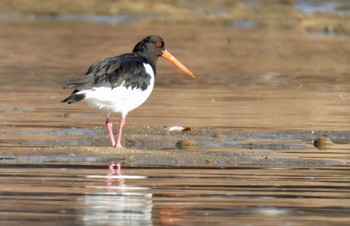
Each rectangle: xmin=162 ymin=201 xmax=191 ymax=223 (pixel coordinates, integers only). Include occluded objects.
xmin=161 ymin=49 xmax=195 ymax=78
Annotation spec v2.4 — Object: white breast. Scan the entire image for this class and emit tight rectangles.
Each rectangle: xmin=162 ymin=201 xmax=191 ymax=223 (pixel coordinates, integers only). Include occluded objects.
xmin=80 ymin=63 xmax=155 ymax=116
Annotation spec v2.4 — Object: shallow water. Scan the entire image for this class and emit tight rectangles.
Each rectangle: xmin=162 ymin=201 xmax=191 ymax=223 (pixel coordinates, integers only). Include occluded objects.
xmin=0 ymin=163 xmax=349 ymax=225
xmin=1 ymin=18 xmax=350 ymax=158
xmin=1 ymin=0 xmax=350 ymax=24
xmin=1 ymin=8 xmax=350 ymax=224
xmin=294 ymin=0 xmax=350 ymax=15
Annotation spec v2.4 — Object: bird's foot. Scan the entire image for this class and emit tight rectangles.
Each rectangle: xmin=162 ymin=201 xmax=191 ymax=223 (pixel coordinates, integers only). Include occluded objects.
xmin=109 ymin=162 xmax=121 ymax=172
xmin=113 ymin=143 xmax=124 ymax=149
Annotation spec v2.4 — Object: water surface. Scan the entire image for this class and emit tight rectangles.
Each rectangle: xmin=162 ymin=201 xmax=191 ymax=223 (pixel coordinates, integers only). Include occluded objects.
xmin=1 ymin=6 xmax=350 ymax=225
xmin=0 ymin=163 xmax=349 ymax=225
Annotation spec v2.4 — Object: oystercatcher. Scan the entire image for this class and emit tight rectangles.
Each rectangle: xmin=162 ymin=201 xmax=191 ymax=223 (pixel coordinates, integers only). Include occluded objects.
xmin=62 ymin=35 xmax=195 ymax=148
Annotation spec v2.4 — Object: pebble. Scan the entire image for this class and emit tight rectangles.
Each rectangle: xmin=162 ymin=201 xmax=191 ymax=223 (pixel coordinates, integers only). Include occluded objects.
xmin=313 ymin=137 xmax=333 ymax=150
xmin=176 ymin=139 xmax=197 ymax=149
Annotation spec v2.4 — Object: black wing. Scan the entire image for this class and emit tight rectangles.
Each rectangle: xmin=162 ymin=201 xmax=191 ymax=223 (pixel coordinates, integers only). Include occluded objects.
xmin=63 ymin=53 xmax=153 ymax=91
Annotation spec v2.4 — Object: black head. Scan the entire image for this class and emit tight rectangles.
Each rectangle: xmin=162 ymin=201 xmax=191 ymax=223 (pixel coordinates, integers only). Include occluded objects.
xmin=132 ymin=35 xmax=165 ymax=62
xmin=132 ymin=35 xmax=195 ymax=78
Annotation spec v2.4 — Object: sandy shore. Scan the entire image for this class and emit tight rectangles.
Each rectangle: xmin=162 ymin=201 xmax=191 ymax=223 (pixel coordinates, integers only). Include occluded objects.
xmin=1 ymin=127 xmax=348 ymax=166
xmin=1 ymin=1 xmax=350 ymax=167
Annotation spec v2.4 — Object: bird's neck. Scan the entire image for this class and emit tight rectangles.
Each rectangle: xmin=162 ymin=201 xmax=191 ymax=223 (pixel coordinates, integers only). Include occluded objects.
xmin=136 ymin=52 xmax=158 ymax=76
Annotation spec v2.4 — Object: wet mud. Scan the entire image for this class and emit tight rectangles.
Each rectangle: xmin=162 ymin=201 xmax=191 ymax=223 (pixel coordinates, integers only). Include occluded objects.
xmin=2 ymin=3 xmax=350 ymax=226
xmin=1 ymin=126 xmax=350 ymax=167
xmin=1 ymin=1 xmax=350 ymax=167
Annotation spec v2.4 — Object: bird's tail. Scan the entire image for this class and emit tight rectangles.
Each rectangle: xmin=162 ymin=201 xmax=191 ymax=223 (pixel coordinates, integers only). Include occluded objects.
xmin=61 ymin=93 xmax=85 ymax=104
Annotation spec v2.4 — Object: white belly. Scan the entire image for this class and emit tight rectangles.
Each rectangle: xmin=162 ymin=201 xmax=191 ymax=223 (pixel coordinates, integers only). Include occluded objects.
xmin=80 ymin=63 xmax=154 ymax=116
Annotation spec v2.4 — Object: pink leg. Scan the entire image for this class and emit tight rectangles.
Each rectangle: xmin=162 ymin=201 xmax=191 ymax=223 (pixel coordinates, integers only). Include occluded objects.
xmin=115 ymin=115 xmax=126 ymax=148
xmin=107 ymin=163 xmax=124 ymax=190
xmin=108 ymin=162 xmax=121 ymax=174
xmin=105 ymin=117 xmax=116 ymax=147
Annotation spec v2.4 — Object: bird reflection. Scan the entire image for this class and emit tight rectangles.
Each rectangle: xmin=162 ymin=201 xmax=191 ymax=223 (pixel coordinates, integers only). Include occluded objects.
xmin=80 ymin=162 xmax=153 ymax=226
xmin=107 ymin=162 xmax=125 ymax=190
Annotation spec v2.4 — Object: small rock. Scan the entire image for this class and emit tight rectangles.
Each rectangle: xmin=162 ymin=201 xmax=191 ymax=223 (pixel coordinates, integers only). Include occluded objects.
xmin=182 ymin=127 xmax=191 ymax=132
xmin=168 ymin=126 xmax=185 ymax=131
xmin=176 ymin=139 xmax=197 ymax=149
xmin=168 ymin=125 xmax=191 ymax=132
xmin=213 ymin=132 xmax=223 ymax=139
xmin=313 ymin=137 xmax=333 ymax=150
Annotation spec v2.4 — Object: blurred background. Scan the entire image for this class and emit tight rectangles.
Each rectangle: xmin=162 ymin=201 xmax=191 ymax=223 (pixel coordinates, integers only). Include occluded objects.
xmin=1 ymin=0 xmax=350 ymax=147
xmin=1 ymin=0 xmax=349 ymax=33
xmin=1 ymin=3 xmax=350 ymax=225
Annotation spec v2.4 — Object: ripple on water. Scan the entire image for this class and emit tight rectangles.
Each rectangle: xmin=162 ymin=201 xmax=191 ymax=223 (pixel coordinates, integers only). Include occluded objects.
xmin=0 ymin=164 xmax=350 ymax=225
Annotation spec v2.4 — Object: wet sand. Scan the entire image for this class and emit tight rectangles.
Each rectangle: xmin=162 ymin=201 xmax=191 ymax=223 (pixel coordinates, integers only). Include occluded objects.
xmin=1 ymin=125 xmax=350 ymax=166
xmin=1 ymin=2 xmax=350 ymax=167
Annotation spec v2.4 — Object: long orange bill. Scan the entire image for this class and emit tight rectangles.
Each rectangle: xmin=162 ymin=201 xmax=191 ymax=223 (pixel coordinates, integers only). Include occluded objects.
xmin=161 ymin=49 xmax=195 ymax=78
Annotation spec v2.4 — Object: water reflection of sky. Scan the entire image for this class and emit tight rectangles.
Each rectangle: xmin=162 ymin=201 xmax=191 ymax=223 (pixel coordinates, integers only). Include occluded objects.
xmin=41 ymin=14 xmax=133 ymax=23
xmin=227 ymin=20 xmax=257 ymax=29
xmin=0 ymin=1 xmax=350 ymax=24
xmin=294 ymin=0 xmax=350 ymax=14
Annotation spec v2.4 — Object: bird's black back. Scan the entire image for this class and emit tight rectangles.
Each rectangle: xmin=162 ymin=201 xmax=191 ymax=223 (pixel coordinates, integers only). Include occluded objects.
xmin=63 ymin=53 xmax=153 ymax=92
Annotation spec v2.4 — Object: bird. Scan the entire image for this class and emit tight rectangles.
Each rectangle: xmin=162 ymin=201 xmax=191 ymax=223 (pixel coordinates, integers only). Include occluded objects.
xmin=62 ymin=35 xmax=195 ymax=148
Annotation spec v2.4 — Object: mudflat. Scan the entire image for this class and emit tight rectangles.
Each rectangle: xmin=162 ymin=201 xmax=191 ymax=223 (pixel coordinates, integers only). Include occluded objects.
xmin=1 ymin=1 xmax=350 ymax=166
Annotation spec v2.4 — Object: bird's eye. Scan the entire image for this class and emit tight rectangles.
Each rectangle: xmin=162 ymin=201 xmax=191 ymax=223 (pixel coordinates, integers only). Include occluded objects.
xmin=156 ymin=41 xmax=163 ymax=47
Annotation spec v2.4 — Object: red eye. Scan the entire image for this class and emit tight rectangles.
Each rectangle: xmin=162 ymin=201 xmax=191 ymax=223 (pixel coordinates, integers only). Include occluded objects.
xmin=156 ymin=41 xmax=163 ymax=47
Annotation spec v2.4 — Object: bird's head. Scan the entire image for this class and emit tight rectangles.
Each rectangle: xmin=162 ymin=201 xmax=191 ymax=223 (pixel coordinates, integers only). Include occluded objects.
xmin=133 ymin=35 xmax=195 ymax=78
